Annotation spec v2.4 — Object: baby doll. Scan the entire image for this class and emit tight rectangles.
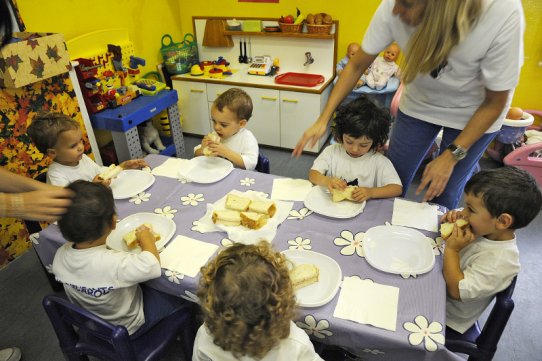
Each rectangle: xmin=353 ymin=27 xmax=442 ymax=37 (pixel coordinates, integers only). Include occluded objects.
xmin=360 ymin=43 xmax=400 ymax=90
xmin=336 ymin=43 xmax=365 ymax=88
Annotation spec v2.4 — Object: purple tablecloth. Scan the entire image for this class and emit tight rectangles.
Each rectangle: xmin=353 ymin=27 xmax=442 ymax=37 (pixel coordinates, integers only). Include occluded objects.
xmin=33 ymin=154 xmax=462 ymax=361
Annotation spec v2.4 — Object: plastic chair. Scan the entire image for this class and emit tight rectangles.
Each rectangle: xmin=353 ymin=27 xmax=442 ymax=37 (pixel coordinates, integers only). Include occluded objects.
xmin=43 ymin=295 xmax=196 ymax=361
xmin=445 ymin=276 xmax=517 ymax=361
xmin=255 ymin=153 xmax=270 ymax=174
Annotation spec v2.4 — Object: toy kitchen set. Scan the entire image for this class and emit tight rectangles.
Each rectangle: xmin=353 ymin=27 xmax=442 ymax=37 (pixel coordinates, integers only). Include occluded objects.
xmin=172 ymin=16 xmax=338 ymax=153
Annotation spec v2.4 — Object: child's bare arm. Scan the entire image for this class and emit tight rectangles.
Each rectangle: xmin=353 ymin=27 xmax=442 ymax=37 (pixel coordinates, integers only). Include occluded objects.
xmin=120 ymin=159 xmax=148 ymax=169
xmin=443 ymin=225 xmax=475 ymax=300
xmin=136 ymin=226 xmax=160 ymax=262
xmin=352 ymin=184 xmax=402 ymax=202
xmin=309 ymin=170 xmax=346 ymax=192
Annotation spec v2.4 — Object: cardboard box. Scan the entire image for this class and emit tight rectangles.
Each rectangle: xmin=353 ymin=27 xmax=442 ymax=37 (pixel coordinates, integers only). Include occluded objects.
xmin=0 ymin=32 xmax=71 ymax=88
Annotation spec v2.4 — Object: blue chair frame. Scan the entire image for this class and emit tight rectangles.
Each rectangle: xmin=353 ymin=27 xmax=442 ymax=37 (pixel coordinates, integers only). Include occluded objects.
xmin=445 ymin=276 xmax=517 ymax=361
xmin=43 ymin=295 xmax=196 ymax=361
xmin=255 ymin=153 xmax=270 ymax=174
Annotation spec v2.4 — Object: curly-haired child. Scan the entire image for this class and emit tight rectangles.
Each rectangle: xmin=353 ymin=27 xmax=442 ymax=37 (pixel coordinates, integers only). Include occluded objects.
xmin=193 ymin=241 xmax=323 ymax=361
xmin=309 ymin=95 xmax=402 ymax=202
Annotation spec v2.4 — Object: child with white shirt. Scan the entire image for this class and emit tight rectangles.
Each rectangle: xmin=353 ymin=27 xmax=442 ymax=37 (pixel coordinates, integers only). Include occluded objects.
xmin=442 ymin=166 xmax=542 ymax=335
xmin=193 ymin=241 xmax=323 ymax=361
xmin=28 ymin=112 xmax=147 ymax=187
xmin=194 ymin=88 xmax=259 ymax=170
xmin=309 ymin=95 xmax=402 ymax=202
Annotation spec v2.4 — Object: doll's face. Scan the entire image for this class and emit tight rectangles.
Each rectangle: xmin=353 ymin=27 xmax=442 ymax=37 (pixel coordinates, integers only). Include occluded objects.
xmin=384 ymin=45 xmax=400 ymax=62
xmin=392 ymin=0 xmax=426 ymax=27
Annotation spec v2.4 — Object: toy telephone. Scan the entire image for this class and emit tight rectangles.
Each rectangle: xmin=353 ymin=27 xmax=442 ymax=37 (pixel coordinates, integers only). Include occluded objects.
xmin=248 ymin=56 xmax=273 ymax=76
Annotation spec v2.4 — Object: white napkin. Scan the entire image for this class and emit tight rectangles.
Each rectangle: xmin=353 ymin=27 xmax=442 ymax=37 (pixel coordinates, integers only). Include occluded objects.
xmin=197 ymin=190 xmax=293 ymax=244
xmin=271 ymin=178 xmax=314 ymax=201
xmin=160 ymin=235 xmax=218 ymax=277
xmin=152 ymin=158 xmax=191 ymax=179
xmin=333 ymin=276 xmax=399 ymax=331
xmin=391 ymin=198 xmax=438 ymax=232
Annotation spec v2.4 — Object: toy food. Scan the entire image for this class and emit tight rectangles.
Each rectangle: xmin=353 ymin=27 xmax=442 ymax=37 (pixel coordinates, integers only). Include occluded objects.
xmin=506 ymin=107 xmax=523 ymax=120
xmin=314 ymin=13 xmax=323 ymax=25
xmin=203 ymin=132 xmax=221 ymax=156
xmin=248 ymin=199 xmax=277 ymax=217
xmin=212 ymin=210 xmax=242 ymax=226
xmin=306 ymin=14 xmax=315 ymax=25
xmin=290 ymin=264 xmax=320 ymax=290
xmin=332 ymin=186 xmax=356 ymax=202
xmin=323 ymin=14 xmax=333 ymax=25
xmin=240 ymin=211 xmax=268 ymax=230
xmin=225 ymin=194 xmax=252 ymax=212
xmin=99 ymin=164 xmax=123 ymax=180
xmin=440 ymin=219 xmax=469 ymax=238
xmin=123 ymin=224 xmax=160 ymax=249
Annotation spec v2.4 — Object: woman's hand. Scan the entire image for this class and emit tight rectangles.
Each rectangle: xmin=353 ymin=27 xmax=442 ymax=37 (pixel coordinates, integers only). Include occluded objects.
xmin=13 ymin=188 xmax=73 ymax=221
xmin=293 ymin=119 xmax=329 ymax=157
xmin=416 ymin=152 xmax=456 ymax=202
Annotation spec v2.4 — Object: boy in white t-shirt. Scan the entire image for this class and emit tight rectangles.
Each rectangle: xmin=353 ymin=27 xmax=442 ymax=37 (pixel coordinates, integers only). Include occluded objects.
xmin=53 ymin=180 xmax=187 ymax=337
xmin=442 ymin=167 xmax=542 ymax=334
xmin=28 ymin=112 xmax=147 ymax=187
xmin=194 ymin=88 xmax=259 ymax=170
xmin=309 ymin=95 xmax=402 ymax=202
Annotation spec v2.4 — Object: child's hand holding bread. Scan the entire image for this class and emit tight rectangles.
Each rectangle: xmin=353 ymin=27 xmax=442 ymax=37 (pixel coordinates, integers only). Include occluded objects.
xmin=440 ymin=210 xmax=474 ymax=251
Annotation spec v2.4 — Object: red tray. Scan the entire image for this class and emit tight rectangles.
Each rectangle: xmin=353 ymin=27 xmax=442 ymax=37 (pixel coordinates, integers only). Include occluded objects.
xmin=275 ymin=72 xmax=325 ymax=87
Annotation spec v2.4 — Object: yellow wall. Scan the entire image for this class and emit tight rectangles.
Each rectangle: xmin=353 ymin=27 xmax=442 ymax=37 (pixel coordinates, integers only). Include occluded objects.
xmin=17 ymin=0 xmax=542 ymax=111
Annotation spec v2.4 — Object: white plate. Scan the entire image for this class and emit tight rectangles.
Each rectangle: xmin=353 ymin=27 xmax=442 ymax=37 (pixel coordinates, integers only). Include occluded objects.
xmin=179 ymin=157 xmax=234 ymax=184
xmin=283 ymin=249 xmax=342 ymax=308
xmin=304 ymin=186 xmax=366 ymax=219
xmin=110 ymin=170 xmax=155 ymax=199
xmin=363 ymin=225 xmax=435 ymax=275
xmin=106 ymin=213 xmax=176 ymax=253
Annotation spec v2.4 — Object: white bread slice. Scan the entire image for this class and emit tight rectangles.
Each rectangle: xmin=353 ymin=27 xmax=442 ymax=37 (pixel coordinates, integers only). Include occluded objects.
xmin=240 ymin=211 xmax=268 ymax=230
xmin=290 ymin=264 xmax=320 ymax=290
xmin=203 ymin=132 xmax=221 ymax=156
xmin=212 ymin=210 xmax=241 ymax=226
xmin=248 ymin=200 xmax=277 ymax=218
xmin=225 ymin=194 xmax=252 ymax=212
xmin=99 ymin=164 xmax=123 ymax=180
xmin=123 ymin=223 xmax=160 ymax=249
xmin=440 ymin=219 xmax=469 ymax=238
xmin=332 ymin=186 xmax=356 ymax=202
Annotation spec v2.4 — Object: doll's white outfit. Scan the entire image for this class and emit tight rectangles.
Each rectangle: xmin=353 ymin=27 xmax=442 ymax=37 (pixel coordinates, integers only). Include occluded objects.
xmin=362 ymin=56 xmax=399 ymax=90
xmin=52 ymin=244 xmax=161 ymax=335
xmin=446 ymin=236 xmax=520 ymax=333
xmin=47 ymin=154 xmax=105 ymax=186
xmin=194 ymin=128 xmax=259 ymax=171
xmin=311 ymin=144 xmax=401 ymax=188
xmin=192 ymin=321 xmax=323 ymax=361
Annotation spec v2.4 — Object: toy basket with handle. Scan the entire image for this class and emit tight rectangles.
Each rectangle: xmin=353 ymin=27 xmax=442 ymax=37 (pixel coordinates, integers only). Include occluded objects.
xmin=306 ymin=24 xmax=333 ymax=34
xmin=278 ymin=22 xmax=303 ymax=33
xmin=160 ymin=33 xmax=199 ymax=75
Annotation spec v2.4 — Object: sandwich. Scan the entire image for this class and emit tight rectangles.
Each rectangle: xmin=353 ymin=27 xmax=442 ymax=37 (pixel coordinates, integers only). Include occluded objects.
xmin=123 ymin=223 xmax=161 ymax=249
xmin=99 ymin=164 xmax=123 ymax=180
xmin=290 ymin=264 xmax=320 ymax=290
xmin=212 ymin=209 xmax=242 ymax=226
xmin=203 ymin=132 xmax=221 ymax=156
xmin=248 ymin=199 xmax=277 ymax=218
xmin=440 ymin=219 xmax=469 ymax=238
xmin=225 ymin=194 xmax=252 ymax=212
xmin=240 ymin=211 xmax=268 ymax=230
xmin=332 ymin=186 xmax=356 ymax=202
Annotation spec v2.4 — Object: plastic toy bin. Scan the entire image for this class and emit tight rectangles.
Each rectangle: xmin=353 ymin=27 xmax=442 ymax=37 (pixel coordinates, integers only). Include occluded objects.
xmin=495 ymin=112 xmax=534 ymax=144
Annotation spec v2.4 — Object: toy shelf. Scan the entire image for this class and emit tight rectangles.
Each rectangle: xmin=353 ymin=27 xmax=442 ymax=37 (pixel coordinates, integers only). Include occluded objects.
xmin=223 ymin=30 xmax=334 ymax=40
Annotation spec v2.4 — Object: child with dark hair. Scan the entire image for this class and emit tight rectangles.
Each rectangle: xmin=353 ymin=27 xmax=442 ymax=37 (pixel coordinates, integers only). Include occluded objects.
xmin=442 ymin=166 xmax=542 ymax=334
xmin=194 ymin=88 xmax=259 ymax=170
xmin=309 ymin=95 xmax=402 ymax=202
xmin=28 ymin=112 xmax=147 ymax=186
xmin=193 ymin=241 xmax=323 ymax=361
xmin=53 ymin=180 xmax=186 ymax=337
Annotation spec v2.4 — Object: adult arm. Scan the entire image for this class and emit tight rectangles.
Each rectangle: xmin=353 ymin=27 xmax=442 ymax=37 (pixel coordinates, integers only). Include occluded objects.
xmin=417 ymin=89 xmax=510 ymax=202
xmin=293 ymin=50 xmax=377 ymax=156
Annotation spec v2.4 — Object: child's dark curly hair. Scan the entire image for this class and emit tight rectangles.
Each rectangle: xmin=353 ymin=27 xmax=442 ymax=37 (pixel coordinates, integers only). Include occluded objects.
xmin=197 ymin=241 xmax=296 ymax=359
xmin=331 ymin=95 xmax=391 ymax=151
xmin=27 ymin=112 xmax=80 ymax=154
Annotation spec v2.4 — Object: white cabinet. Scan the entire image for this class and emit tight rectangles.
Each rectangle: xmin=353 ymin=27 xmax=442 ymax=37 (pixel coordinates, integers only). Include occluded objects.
xmin=172 ymin=81 xmax=211 ymax=135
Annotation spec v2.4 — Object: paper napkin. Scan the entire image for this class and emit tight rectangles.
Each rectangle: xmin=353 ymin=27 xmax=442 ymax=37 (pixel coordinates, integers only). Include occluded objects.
xmin=391 ymin=198 xmax=438 ymax=232
xmin=271 ymin=178 xmax=313 ymax=201
xmin=152 ymin=158 xmax=191 ymax=179
xmin=333 ymin=276 xmax=399 ymax=331
xmin=160 ymin=235 xmax=218 ymax=277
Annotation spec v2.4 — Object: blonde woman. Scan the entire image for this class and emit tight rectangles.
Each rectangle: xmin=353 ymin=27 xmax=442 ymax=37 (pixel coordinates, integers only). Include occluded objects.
xmin=294 ymin=0 xmax=524 ymax=211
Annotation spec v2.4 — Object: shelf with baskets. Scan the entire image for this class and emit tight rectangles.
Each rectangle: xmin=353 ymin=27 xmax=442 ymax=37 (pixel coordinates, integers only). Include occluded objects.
xmin=223 ymin=28 xmax=334 ymax=40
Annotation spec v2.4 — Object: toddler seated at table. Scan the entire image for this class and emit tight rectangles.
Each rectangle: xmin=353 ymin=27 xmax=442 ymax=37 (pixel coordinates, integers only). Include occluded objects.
xmin=194 ymin=88 xmax=259 ymax=170
xmin=309 ymin=95 xmax=402 ymax=202
xmin=442 ymin=167 xmax=542 ymax=334
xmin=52 ymin=180 xmax=187 ymax=337
xmin=336 ymin=42 xmax=365 ymax=88
xmin=359 ymin=43 xmax=400 ymax=90
xmin=28 ymin=112 xmax=147 ymax=187
xmin=193 ymin=241 xmax=323 ymax=361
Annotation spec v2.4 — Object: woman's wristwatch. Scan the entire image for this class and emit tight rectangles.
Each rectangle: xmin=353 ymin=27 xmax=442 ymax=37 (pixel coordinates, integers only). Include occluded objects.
xmin=446 ymin=143 xmax=468 ymax=161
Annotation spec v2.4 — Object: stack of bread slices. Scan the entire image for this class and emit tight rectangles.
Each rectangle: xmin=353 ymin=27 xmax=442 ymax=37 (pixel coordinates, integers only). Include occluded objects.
xmin=212 ymin=193 xmax=276 ymax=230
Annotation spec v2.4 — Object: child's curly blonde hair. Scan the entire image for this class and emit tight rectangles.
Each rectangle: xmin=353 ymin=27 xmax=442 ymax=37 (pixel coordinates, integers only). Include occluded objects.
xmin=197 ymin=241 xmax=296 ymax=359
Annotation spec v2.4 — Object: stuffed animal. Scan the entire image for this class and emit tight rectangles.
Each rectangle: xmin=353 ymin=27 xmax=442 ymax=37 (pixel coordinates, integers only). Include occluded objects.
xmin=139 ymin=121 xmax=166 ymax=154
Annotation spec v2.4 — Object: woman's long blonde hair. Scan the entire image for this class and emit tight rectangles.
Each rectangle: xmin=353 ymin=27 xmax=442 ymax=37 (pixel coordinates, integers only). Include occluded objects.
xmin=401 ymin=0 xmax=483 ymax=84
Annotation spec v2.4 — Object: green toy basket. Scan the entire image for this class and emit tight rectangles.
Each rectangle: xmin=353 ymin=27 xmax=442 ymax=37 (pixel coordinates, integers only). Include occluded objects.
xmin=160 ymin=33 xmax=199 ymax=75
